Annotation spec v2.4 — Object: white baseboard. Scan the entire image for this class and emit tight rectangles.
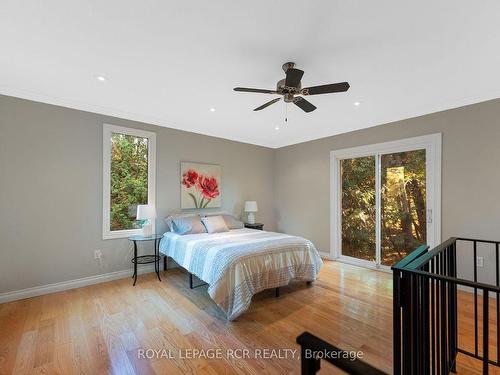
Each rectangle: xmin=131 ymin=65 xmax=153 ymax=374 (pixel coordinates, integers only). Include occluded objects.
xmin=0 ymin=265 xmax=156 ymax=304
xmin=318 ymin=251 xmax=334 ymax=260
xmin=0 ymin=251 xmax=341 ymax=304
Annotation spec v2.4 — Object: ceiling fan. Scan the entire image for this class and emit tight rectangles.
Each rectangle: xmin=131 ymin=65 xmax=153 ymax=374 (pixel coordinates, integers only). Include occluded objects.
xmin=233 ymin=62 xmax=350 ymax=113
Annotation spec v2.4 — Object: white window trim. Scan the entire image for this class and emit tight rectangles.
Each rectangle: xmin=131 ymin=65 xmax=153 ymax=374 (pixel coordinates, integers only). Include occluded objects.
xmin=102 ymin=124 xmax=156 ymax=240
xmin=330 ymin=133 xmax=442 ymax=270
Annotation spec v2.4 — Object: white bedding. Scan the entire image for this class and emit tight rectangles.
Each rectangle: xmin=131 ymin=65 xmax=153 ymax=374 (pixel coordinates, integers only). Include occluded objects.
xmin=159 ymin=228 xmax=323 ymax=320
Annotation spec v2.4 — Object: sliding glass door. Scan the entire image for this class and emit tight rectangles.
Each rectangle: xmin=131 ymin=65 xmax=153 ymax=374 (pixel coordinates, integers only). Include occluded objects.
xmin=380 ymin=150 xmax=426 ymax=266
xmin=331 ymin=135 xmax=441 ymax=270
xmin=341 ymin=157 xmax=376 ymax=263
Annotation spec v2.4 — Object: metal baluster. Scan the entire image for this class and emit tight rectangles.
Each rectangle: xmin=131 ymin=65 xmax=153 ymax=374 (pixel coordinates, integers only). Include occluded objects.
xmin=393 ymin=270 xmax=402 ymax=375
xmin=431 ymin=258 xmax=436 ymax=375
xmin=496 ymin=243 xmax=500 ymax=365
xmin=484 ymin=290 xmax=490 ymax=374
xmin=451 ymin=242 xmax=458 ymax=373
xmin=402 ymin=271 xmax=412 ymax=375
xmin=447 ymin=245 xmax=454 ymax=371
xmin=412 ymin=273 xmax=419 ymax=373
xmin=440 ymin=253 xmax=447 ymax=375
xmin=422 ymin=263 xmax=430 ymax=374
xmin=436 ymin=254 xmax=441 ymax=375
xmin=474 ymin=241 xmax=479 ymax=356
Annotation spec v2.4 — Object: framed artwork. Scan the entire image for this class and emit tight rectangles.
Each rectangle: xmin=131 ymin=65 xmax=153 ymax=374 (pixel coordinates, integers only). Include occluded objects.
xmin=180 ymin=162 xmax=221 ymax=209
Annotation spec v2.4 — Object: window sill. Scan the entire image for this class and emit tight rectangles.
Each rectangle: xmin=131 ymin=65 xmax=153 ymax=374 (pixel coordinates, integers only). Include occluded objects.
xmin=103 ymin=229 xmax=155 ymax=240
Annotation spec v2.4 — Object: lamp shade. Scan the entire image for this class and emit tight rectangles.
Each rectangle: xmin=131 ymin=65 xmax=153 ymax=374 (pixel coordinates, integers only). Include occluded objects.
xmin=244 ymin=201 xmax=258 ymax=212
xmin=136 ymin=204 xmax=156 ymax=220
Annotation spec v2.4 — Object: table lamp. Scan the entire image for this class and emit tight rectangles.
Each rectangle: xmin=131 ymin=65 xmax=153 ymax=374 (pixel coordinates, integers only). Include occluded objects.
xmin=136 ymin=204 xmax=156 ymax=237
xmin=244 ymin=201 xmax=258 ymax=224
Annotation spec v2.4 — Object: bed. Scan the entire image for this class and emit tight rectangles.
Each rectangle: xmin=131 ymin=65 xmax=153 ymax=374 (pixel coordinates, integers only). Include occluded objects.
xmin=159 ymin=228 xmax=323 ymax=320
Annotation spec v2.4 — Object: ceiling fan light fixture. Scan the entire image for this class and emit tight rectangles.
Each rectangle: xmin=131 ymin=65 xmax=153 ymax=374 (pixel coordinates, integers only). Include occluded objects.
xmin=233 ymin=62 xmax=349 ymax=114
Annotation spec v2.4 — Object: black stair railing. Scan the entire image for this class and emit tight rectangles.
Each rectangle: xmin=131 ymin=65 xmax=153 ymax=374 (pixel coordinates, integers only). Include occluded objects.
xmin=296 ymin=332 xmax=387 ymax=375
xmin=393 ymin=237 xmax=500 ymax=375
xmin=298 ymin=237 xmax=500 ymax=374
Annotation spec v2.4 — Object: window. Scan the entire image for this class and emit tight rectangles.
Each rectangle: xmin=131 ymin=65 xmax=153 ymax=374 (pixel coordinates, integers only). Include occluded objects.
xmin=331 ymin=134 xmax=441 ymax=270
xmin=103 ymin=124 xmax=156 ymax=239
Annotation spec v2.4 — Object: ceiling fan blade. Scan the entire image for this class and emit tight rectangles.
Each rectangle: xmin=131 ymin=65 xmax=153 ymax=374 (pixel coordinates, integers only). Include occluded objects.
xmin=284 ymin=68 xmax=304 ymax=88
xmin=293 ymin=97 xmax=316 ymax=113
xmin=253 ymin=97 xmax=281 ymax=111
xmin=234 ymin=87 xmax=277 ymax=94
xmin=301 ymin=82 xmax=350 ymax=95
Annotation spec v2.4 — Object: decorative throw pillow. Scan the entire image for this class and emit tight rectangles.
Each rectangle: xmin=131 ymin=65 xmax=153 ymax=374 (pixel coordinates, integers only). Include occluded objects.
xmin=164 ymin=213 xmax=198 ymax=232
xmin=202 ymin=212 xmax=244 ymax=230
xmin=171 ymin=216 xmax=207 ymax=235
xmin=220 ymin=214 xmax=244 ymax=229
xmin=201 ymin=215 xmax=229 ymax=234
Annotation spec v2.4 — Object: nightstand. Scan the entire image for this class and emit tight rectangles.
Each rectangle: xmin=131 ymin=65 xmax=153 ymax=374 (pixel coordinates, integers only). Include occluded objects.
xmin=128 ymin=234 xmax=163 ymax=286
xmin=244 ymin=223 xmax=264 ymax=230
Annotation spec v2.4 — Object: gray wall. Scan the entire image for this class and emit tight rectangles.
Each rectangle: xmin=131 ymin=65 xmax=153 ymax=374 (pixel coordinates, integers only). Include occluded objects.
xmin=2 ymin=94 xmax=500 ymax=294
xmin=274 ymin=98 xmax=500 ymax=281
xmin=0 ymin=95 xmax=275 ymax=293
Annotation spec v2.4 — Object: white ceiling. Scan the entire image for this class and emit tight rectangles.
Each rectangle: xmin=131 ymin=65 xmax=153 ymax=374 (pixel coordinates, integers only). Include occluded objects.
xmin=1 ymin=1 xmax=500 ymax=148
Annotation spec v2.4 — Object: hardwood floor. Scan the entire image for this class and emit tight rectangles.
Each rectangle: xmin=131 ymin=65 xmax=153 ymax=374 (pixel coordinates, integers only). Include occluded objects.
xmin=0 ymin=260 xmax=497 ymax=374
xmin=0 ymin=261 xmax=393 ymax=374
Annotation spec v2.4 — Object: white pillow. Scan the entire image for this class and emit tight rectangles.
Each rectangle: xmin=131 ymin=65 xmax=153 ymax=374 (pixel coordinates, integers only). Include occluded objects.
xmin=201 ymin=215 xmax=229 ymax=234
xmin=202 ymin=212 xmax=244 ymax=229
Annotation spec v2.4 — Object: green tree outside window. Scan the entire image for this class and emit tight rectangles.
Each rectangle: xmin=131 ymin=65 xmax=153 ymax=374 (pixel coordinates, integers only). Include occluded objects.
xmin=110 ymin=133 xmax=148 ymax=231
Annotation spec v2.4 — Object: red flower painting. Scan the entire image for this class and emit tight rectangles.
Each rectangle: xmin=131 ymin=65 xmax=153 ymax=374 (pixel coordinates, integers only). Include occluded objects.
xmin=181 ymin=163 xmax=221 ymax=208
xmin=182 ymin=169 xmax=198 ymax=188
xmin=197 ymin=176 xmax=220 ymax=200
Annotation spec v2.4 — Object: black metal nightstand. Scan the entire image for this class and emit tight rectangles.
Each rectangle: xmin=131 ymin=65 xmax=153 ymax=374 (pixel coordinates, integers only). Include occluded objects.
xmin=128 ymin=234 xmax=163 ymax=286
xmin=244 ymin=223 xmax=264 ymax=230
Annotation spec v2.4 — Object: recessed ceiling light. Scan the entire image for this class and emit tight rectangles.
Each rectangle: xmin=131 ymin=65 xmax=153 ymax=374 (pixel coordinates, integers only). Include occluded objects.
xmin=97 ymin=75 xmax=106 ymax=82
xmin=209 ymin=108 xmax=215 ymax=112
xmin=354 ymin=101 xmax=360 ymax=106
xmin=275 ymin=126 xmax=280 ymax=131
